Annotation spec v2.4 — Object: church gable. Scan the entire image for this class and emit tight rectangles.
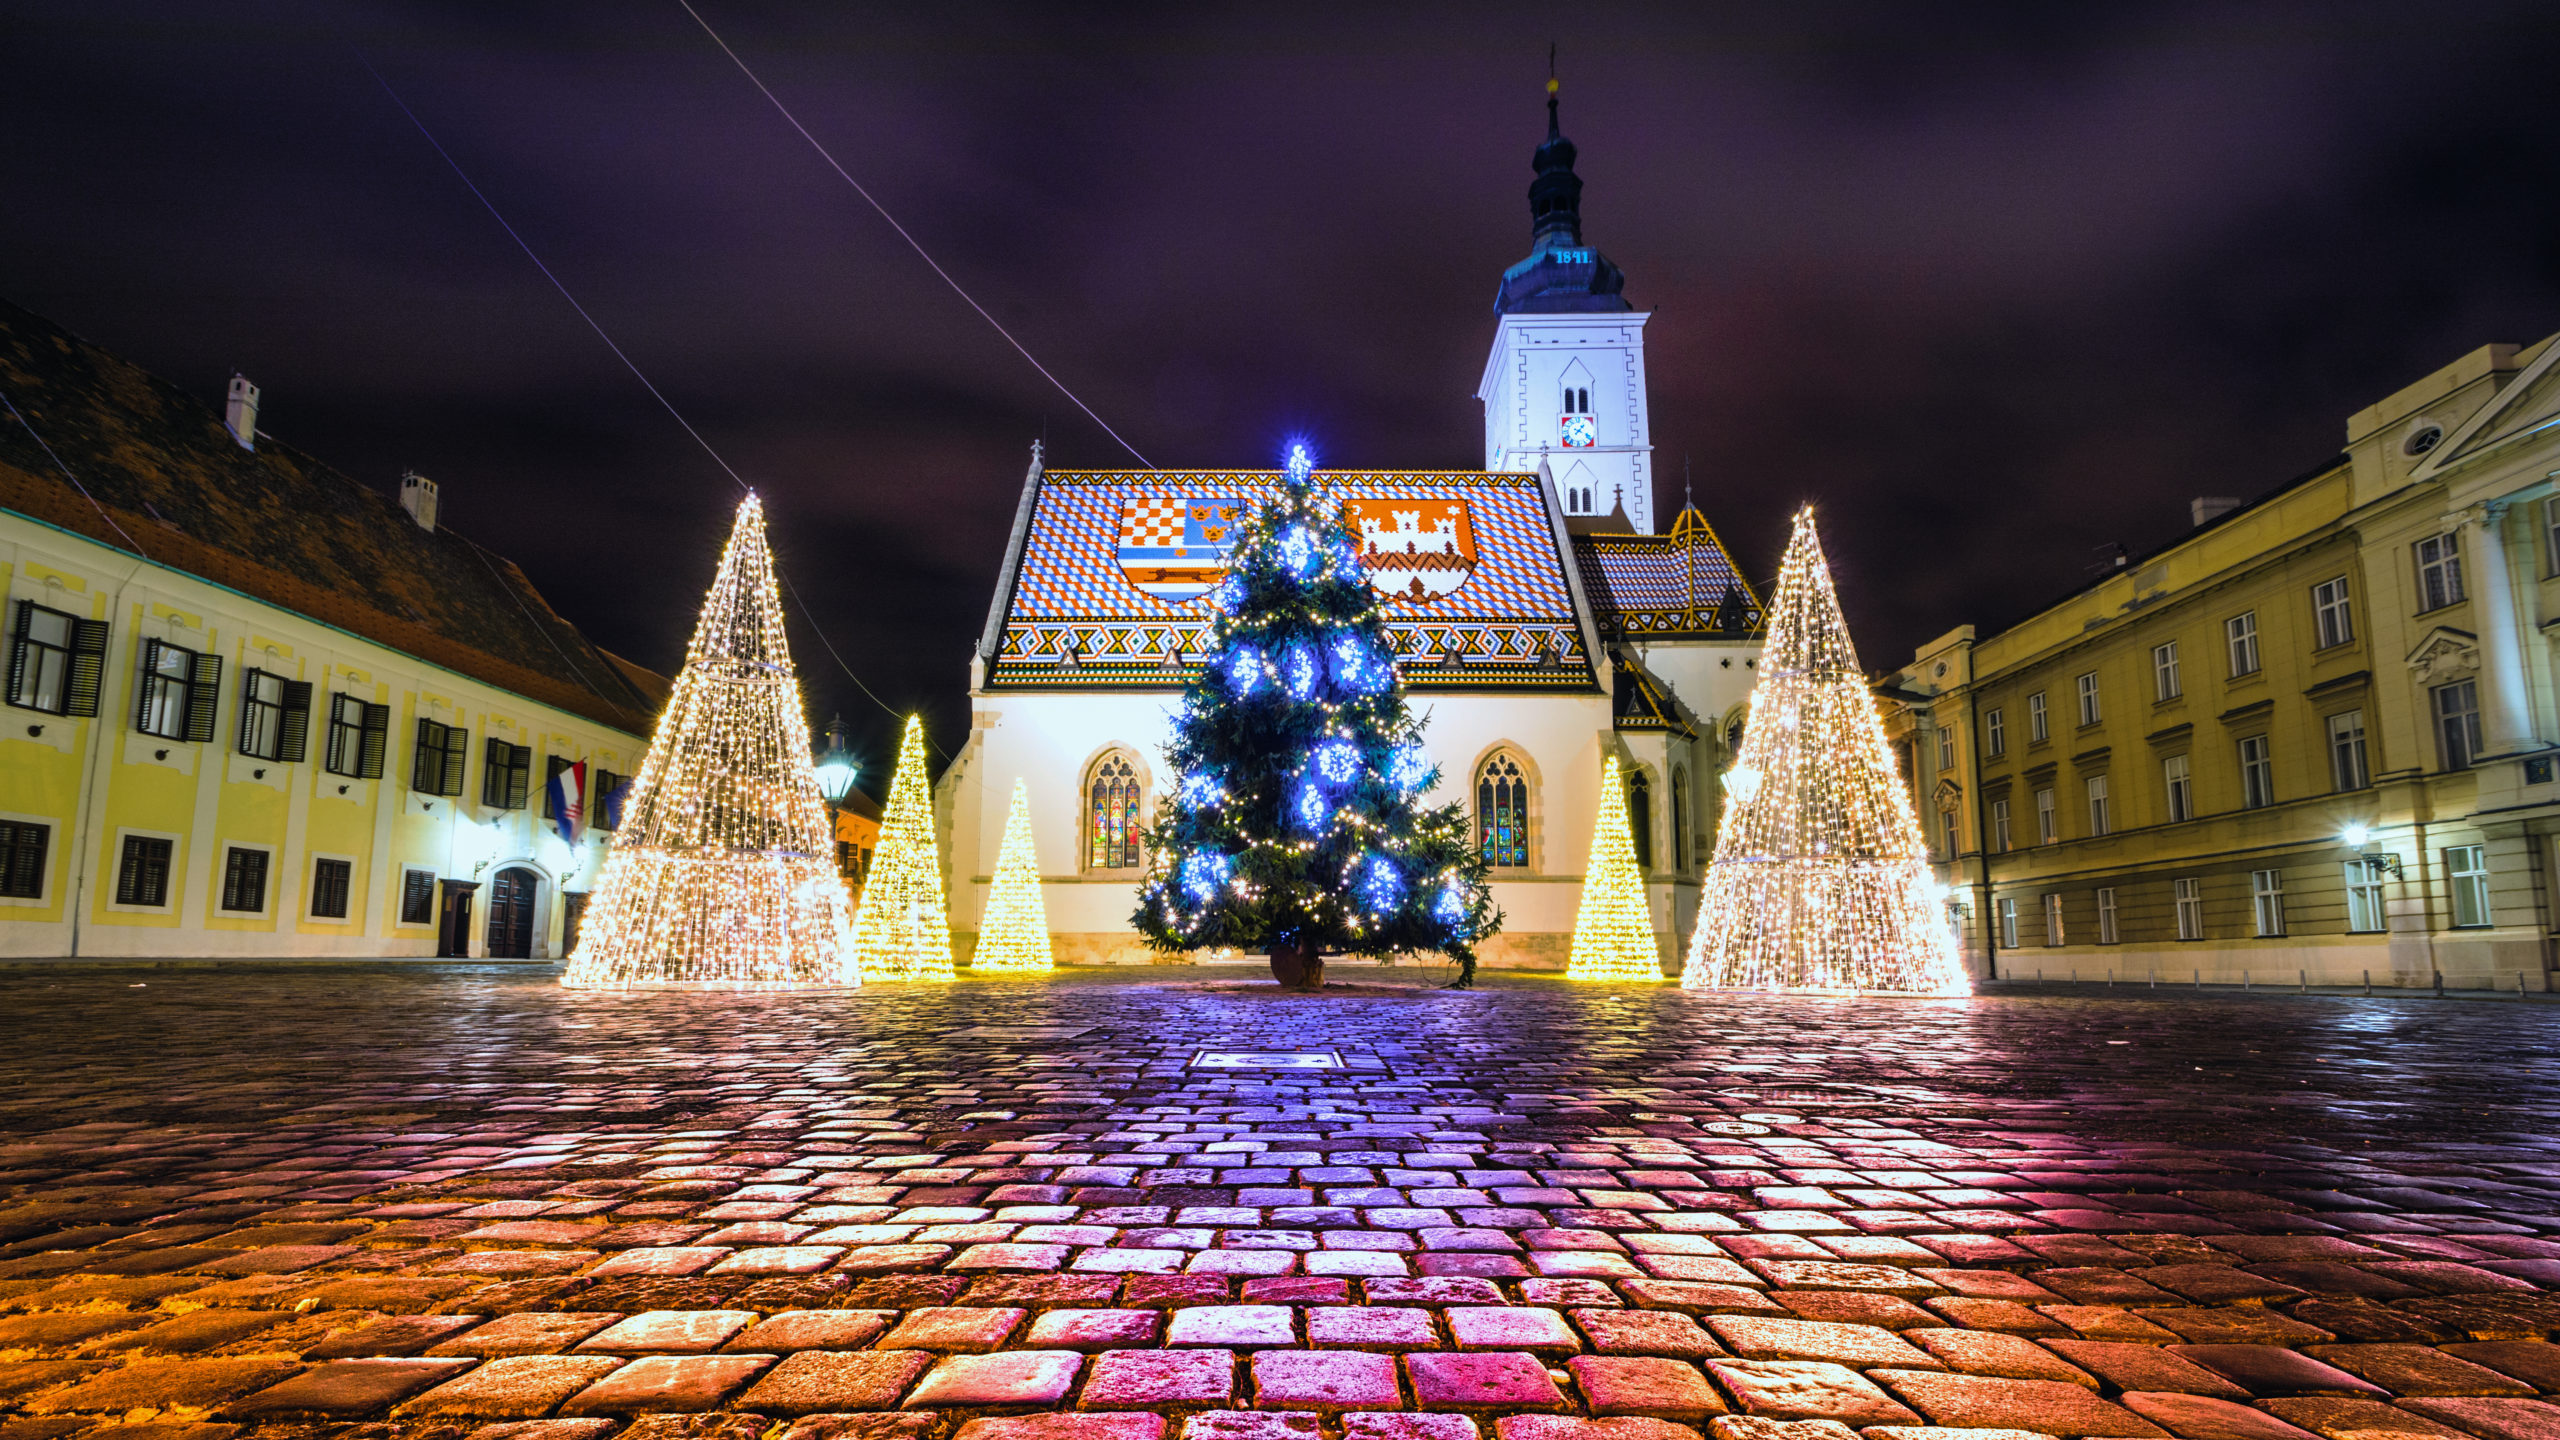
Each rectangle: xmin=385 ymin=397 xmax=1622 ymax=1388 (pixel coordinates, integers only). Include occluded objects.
xmin=983 ymin=469 xmax=1601 ymax=694
xmin=1573 ymin=506 xmax=1764 ymax=639
xmin=2416 ymin=335 xmax=2560 ymax=479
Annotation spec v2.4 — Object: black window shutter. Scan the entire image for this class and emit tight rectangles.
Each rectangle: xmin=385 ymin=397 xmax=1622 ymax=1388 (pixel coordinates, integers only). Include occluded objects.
xmin=412 ymin=719 xmax=439 ymax=791
xmin=359 ymin=703 xmax=389 ymax=779
xmin=278 ymin=681 xmax=312 ymax=763
xmin=442 ymin=725 xmax=468 ymax=796
xmin=65 ymin=619 xmax=108 ymax=717
xmin=184 ymin=652 xmax=222 ymax=743
xmin=234 ymin=667 xmax=262 ymax=757
xmin=5 ymin=600 xmax=28 ymax=708
xmin=482 ymin=738 xmax=504 ymax=806
xmin=136 ymin=638 xmax=166 ymax=732
xmin=507 ymin=746 xmax=531 ymax=810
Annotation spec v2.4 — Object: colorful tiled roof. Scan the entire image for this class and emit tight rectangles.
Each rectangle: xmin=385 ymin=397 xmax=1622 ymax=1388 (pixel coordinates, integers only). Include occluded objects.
xmin=1573 ymin=505 xmax=1764 ymax=639
xmin=982 ymin=469 xmax=1600 ymax=693
xmin=0 ymin=298 xmax=666 ymax=733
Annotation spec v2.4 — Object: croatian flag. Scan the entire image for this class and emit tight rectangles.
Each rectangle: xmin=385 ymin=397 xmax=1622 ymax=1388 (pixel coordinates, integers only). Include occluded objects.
xmin=549 ymin=760 xmax=586 ymax=846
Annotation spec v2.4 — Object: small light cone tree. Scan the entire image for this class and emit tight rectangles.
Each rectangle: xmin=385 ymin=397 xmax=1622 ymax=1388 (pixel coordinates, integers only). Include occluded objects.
xmin=1567 ymin=755 xmax=1664 ymax=982
xmin=849 ymin=714 xmax=956 ymax=981
xmin=1135 ymin=445 xmax=1499 ymax=989
xmin=1683 ymin=505 xmax=1971 ymax=996
xmin=971 ymin=778 xmax=1055 ymax=972
xmin=561 ymin=494 xmax=850 ymax=989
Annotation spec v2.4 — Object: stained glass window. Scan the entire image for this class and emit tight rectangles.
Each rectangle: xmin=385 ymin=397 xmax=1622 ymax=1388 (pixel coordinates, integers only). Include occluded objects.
xmin=1476 ymin=752 xmax=1528 ymax=868
xmin=1088 ymin=755 xmax=1142 ymax=869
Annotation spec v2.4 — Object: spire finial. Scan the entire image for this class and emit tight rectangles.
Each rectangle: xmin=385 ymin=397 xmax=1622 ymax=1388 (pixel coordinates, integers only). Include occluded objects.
xmin=1684 ymin=456 xmax=1694 ymax=510
xmin=1547 ymin=43 xmax=1560 ymax=137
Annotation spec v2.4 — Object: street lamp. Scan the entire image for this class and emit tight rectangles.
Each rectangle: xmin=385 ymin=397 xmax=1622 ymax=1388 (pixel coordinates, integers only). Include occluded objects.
xmin=814 ymin=716 xmax=859 ymax=805
xmin=2341 ymin=822 xmax=2402 ymax=877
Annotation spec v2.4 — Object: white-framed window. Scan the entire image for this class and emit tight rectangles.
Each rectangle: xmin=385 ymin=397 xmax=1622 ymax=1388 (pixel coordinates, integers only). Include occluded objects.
xmin=2163 ymin=753 xmax=2193 ymax=823
xmin=235 ymin=668 xmax=311 ymax=764
xmin=2076 ymin=672 xmax=2101 ymax=726
xmin=6 ymin=601 xmax=107 ymax=717
xmin=2328 ymin=710 xmax=2369 ymax=792
xmin=1997 ymin=896 xmax=2019 ymax=948
xmin=1991 ymin=798 xmax=2012 ymax=852
xmin=2043 ymin=892 xmax=2066 ymax=946
xmin=324 ymin=693 xmax=390 ymax=779
xmin=2546 ymin=496 xmax=2560 ymax=577
xmin=2096 ymin=886 xmax=2120 ymax=945
xmin=136 ymin=638 xmax=219 ymax=742
xmin=2173 ymin=876 xmax=2203 ymax=940
xmin=306 ymin=854 xmax=356 ymax=922
xmin=2447 ymin=844 xmax=2491 ymax=928
xmin=2035 ymin=786 xmax=2058 ymax=844
xmin=218 ymin=843 xmax=273 ymax=916
xmin=2312 ymin=576 xmax=2354 ymax=648
xmin=2085 ymin=774 xmax=2111 ymax=835
xmin=2226 ymin=612 xmax=2261 ymax=677
xmin=2028 ymin=692 xmax=2049 ymax=742
xmin=2434 ymin=681 xmax=2482 ymax=771
xmin=1938 ymin=808 xmax=1959 ymax=858
xmin=2344 ymin=859 xmax=2386 ymax=934
xmin=2415 ymin=533 xmax=2465 ymax=611
xmin=397 ymin=866 xmax=439 ymax=927
xmin=1986 ymin=708 xmax=2006 ymax=757
xmin=108 ymin=829 xmax=180 ymax=911
xmin=2251 ymin=868 xmax=2285 ymax=937
xmin=2152 ymin=641 xmax=2181 ymax=701
xmin=2239 ymin=735 xmax=2274 ymax=809
xmin=1937 ymin=726 xmax=1955 ymax=773
xmin=0 ymin=815 xmax=54 ymax=905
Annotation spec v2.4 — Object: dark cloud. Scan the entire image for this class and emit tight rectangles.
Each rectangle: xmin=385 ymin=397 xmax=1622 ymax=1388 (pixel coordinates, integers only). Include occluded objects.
xmin=6 ymin=1 xmax=2558 ymax=773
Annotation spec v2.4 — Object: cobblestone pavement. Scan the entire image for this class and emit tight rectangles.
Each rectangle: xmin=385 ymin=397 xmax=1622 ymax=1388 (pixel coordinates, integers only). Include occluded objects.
xmin=4 ymin=964 xmax=2560 ymax=1440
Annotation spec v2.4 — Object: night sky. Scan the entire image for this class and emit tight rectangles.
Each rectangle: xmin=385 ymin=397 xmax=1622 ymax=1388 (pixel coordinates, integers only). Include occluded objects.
xmin=9 ymin=3 xmax=2560 ymax=777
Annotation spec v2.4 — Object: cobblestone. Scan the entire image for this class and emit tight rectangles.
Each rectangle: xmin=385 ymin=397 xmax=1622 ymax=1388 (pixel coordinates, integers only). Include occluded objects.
xmin=0 ymin=964 xmax=2553 ymax=1439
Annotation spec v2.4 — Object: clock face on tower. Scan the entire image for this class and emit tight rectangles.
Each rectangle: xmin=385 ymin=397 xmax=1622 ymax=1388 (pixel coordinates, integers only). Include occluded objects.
xmin=1559 ymin=414 xmax=1597 ymax=448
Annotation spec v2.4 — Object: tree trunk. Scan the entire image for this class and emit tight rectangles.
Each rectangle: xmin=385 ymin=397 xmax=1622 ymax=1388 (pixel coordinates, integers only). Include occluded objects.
xmin=1269 ymin=942 xmax=1326 ymax=991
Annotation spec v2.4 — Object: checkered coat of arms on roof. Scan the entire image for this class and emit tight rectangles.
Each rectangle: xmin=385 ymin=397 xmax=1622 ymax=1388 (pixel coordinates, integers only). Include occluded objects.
xmin=1115 ymin=492 xmax=1478 ymax=606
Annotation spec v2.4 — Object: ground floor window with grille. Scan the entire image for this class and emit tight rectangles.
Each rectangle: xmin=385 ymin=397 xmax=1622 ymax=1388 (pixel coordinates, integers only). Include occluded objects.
xmin=2344 ymin=858 xmax=2387 ymax=933
xmin=1997 ymin=897 xmax=2018 ymax=948
xmin=0 ymin=821 xmax=48 ymax=900
xmin=2096 ymin=886 xmax=2119 ymax=944
xmin=2042 ymin=893 xmax=2065 ymax=946
xmin=399 ymin=868 xmax=438 ymax=926
xmin=220 ymin=846 xmax=270 ymax=913
xmin=309 ymin=858 xmax=353 ymax=920
xmin=2446 ymin=844 xmax=2492 ymax=928
xmin=2173 ymin=877 xmax=2203 ymax=940
xmin=2251 ymin=868 xmax=2285 ymax=937
xmin=114 ymin=835 xmax=172 ymax=908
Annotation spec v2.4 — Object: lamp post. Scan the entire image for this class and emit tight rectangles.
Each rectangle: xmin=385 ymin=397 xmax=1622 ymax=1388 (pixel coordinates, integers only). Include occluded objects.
xmin=814 ymin=715 xmax=863 ymax=901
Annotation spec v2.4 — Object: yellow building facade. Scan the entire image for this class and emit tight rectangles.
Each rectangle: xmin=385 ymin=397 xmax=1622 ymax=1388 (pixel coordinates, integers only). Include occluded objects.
xmin=1885 ymin=332 xmax=2560 ymax=991
xmin=0 ymin=300 xmax=663 ymax=959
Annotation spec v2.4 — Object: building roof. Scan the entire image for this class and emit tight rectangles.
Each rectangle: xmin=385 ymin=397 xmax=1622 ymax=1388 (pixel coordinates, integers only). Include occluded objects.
xmin=0 ymin=298 xmax=666 ymax=734
xmin=978 ymin=467 xmax=1602 ymax=694
xmin=1571 ymin=505 xmax=1764 ymax=639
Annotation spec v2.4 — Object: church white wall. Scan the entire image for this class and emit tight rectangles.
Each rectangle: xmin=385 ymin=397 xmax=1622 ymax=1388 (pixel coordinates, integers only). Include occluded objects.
xmin=939 ymin=685 xmax=1622 ymax=969
xmin=1479 ymin=313 xmax=1655 ymax=532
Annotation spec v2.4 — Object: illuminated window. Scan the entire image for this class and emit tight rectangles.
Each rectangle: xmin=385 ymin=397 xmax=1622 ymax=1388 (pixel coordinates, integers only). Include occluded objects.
xmin=1087 ymin=753 xmax=1144 ymax=870
xmin=236 ymin=668 xmax=310 ymax=763
xmin=7 ymin=601 xmax=106 ymax=717
xmin=2344 ymin=859 xmax=2385 ymax=933
xmin=1476 ymin=752 xmax=1530 ymax=868
xmin=2447 ymin=845 xmax=2491 ymax=928
xmin=136 ymin=639 xmax=219 ymax=742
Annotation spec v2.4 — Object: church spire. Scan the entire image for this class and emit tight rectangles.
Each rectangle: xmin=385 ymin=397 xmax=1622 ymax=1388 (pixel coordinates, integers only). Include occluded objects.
xmin=1494 ymin=61 xmax=1630 ymax=315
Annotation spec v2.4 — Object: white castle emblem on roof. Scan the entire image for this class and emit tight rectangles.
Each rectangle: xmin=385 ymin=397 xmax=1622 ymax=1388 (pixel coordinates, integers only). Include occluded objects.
xmin=1359 ymin=509 xmax=1462 ymax=556
xmin=1347 ymin=497 xmax=1477 ymax=602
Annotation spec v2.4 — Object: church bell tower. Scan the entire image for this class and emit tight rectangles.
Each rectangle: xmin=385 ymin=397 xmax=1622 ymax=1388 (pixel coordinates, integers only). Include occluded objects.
xmin=1476 ymin=75 xmax=1655 ymax=534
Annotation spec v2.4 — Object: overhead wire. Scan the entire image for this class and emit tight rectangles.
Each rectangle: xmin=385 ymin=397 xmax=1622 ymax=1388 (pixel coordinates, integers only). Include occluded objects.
xmin=352 ymin=45 xmax=929 ymax=750
xmin=2 ymin=388 xmax=152 ymax=561
xmin=673 ymin=0 xmax=1159 ymax=472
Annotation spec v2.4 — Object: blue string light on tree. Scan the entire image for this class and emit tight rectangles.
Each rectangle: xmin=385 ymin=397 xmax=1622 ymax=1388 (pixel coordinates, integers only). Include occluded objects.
xmin=1314 ymin=738 xmax=1361 ymax=787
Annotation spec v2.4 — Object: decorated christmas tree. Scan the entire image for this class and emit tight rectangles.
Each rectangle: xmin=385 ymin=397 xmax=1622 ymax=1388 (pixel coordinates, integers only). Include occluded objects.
xmin=970 ymin=779 xmax=1055 ymax=972
xmin=1567 ymin=755 xmax=1664 ymax=982
xmin=1684 ymin=506 xmax=1970 ymax=996
xmin=1135 ymin=445 xmax=1498 ymax=989
xmin=561 ymin=495 xmax=851 ymax=989
xmin=849 ymin=714 xmax=956 ymax=980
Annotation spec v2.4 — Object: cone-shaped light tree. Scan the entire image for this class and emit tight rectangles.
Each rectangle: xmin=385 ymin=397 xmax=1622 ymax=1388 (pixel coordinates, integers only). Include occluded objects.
xmin=1683 ymin=506 xmax=1971 ymax=996
xmin=1567 ymin=755 xmax=1664 ymax=981
xmin=1134 ymin=445 xmax=1499 ymax=989
xmin=849 ymin=714 xmax=956 ymax=980
xmin=971 ymin=779 xmax=1055 ymax=972
xmin=561 ymin=495 xmax=850 ymax=989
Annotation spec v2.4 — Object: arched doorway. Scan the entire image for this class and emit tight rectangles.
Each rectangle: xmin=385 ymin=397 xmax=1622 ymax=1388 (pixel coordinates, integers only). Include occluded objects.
xmin=487 ymin=866 xmax=539 ymax=958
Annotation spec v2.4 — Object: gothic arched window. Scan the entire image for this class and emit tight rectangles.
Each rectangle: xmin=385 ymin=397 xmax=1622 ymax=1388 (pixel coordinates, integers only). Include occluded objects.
xmin=1476 ymin=752 xmax=1530 ymax=868
xmin=1628 ymin=768 xmax=1654 ymax=871
xmin=1671 ymin=767 xmax=1691 ymax=871
xmin=1087 ymin=754 xmax=1143 ymax=870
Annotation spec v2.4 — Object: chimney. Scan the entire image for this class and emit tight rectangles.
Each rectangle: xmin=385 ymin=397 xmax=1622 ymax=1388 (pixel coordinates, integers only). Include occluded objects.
xmin=2190 ymin=496 xmax=2242 ymax=527
xmin=224 ymin=374 xmax=260 ymax=450
xmin=399 ymin=471 xmax=439 ymax=532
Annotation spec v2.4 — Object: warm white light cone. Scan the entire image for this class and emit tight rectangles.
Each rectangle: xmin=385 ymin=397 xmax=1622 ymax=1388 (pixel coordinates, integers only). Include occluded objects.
xmin=849 ymin=714 xmax=956 ymax=980
xmin=1683 ymin=506 xmax=1971 ymax=996
xmin=1568 ymin=756 xmax=1664 ymax=982
xmin=971 ymin=779 xmax=1055 ymax=972
xmin=561 ymin=495 xmax=853 ymax=989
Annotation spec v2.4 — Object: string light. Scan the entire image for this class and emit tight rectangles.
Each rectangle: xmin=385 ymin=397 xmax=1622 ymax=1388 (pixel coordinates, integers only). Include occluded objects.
xmin=848 ymin=714 xmax=957 ymax=980
xmin=561 ymin=495 xmax=851 ymax=989
xmin=1683 ymin=505 xmax=1972 ymax=996
xmin=1567 ymin=754 xmax=1664 ymax=982
xmin=970 ymin=778 xmax=1054 ymax=972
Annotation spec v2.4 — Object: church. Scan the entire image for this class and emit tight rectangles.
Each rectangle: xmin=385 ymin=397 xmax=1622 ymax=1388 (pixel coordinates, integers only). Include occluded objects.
xmin=936 ymin=87 xmax=1766 ymax=971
